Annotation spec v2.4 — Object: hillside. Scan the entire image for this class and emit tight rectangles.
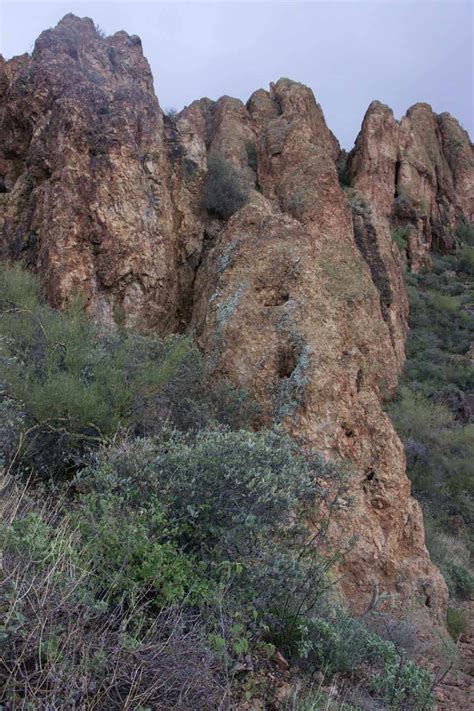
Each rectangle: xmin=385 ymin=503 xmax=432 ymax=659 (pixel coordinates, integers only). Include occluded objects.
xmin=0 ymin=13 xmax=472 ymax=709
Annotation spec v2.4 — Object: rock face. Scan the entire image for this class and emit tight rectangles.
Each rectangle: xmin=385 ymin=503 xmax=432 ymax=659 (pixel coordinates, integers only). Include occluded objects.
xmin=1 ymin=15 xmax=473 ymax=619
xmin=347 ymin=100 xmax=474 ymax=271
xmin=0 ymin=14 xmax=197 ymax=332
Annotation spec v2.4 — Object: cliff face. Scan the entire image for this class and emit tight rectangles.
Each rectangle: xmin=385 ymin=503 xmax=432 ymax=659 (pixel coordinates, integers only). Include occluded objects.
xmin=1 ymin=15 xmax=473 ymax=618
xmin=347 ymin=100 xmax=473 ymax=271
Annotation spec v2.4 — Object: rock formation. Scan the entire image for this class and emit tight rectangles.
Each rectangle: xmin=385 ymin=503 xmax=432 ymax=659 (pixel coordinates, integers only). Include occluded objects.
xmin=1 ymin=14 xmax=473 ymax=619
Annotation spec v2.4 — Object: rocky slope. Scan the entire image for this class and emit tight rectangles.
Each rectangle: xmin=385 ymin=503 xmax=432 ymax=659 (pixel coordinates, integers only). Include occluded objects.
xmin=1 ymin=14 xmax=473 ymax=620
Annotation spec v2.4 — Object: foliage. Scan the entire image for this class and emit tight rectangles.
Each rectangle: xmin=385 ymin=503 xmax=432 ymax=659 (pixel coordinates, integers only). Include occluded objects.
xmin=1 ymin=264 xmax=438 ymax=707
xmin=1 ymin=487 xmax=224 ymax=709
xmin=379 ymin=245 xmax=470 ymax=698
xmin=446 ymin=607 xmax=468 ymax=641
xmin=144 ymin=343 xmax=257 ymax=433
xmin=78 ymin=427 xmax=348 ymax=627
xmin=0 ymin=265 xmax=255 ymax=477
xmin=392 ymin=226 xmax=412 ymax=251
xmin=393 ymin=191 xmax=426 ymax=221
xmin=456 ymin=220 xmax=474 ymax=246
xmin=165 ymin=106 xmax=178 ymax=121
xmin=74 ymin=493 xmax=210 ymax=607
xmin=388 ymin=238 xmax=474 ymax=604
xmin=424 ymin=516 xmax=473 ymax=600
xmin=387 ymin=387 xmax=474 ymax=510
xmin=296 ymin=609 xmax=434 ymax=709
xmin=203 ymin=154 xmax=250 ymax=219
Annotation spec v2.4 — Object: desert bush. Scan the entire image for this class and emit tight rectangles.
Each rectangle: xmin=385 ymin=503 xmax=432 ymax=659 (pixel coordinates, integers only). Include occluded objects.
xmin=0 ymin=485 xmax=225 ymax=709
xmin=0 ymin=265 xmax=255 ymax=477
xmin=140 ymin=342 xmax=257 ymax=434
xmin=203 ymin=155 xmax=250 ymax=219
xmin=457 ymin=244 xmax=474 ymax=275
xmin=392 ymin=226 xmax=412 ymax=251
xmin=165 ymin=106 xmax=178 ymax=121
xmin=447 ymin=564 xmax=474 ymax=600
xmin=456 ymin=221 xmax=474 ymax=245
xmin=0 ymin=266 xmax=188 ymax=472
xmin=296 ymin=609 xmax=434 ymax=709
xmin=391 ymin=246 xmax=474 ymax=535
xmin=424 ymin=517 xmax=473 ymax=598
xmin=388 ymin=388 xmax=474 ymax=523
xmin=393 ymin=192 xmax=425 ymax=220
xmin=74 ymin=493 xmax=211 ymax=607
xmin=446 ymin=607 xmax=468 ymax=641
xmin=79 ymin=427 xmax=349 ymax=629
xmin=388 ymin=232 xmax=474 ymax=608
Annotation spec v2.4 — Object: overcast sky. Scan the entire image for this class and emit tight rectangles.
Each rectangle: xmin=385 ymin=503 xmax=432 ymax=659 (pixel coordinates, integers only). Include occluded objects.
xmin=0 ymin=1 xmax=472 ymax=148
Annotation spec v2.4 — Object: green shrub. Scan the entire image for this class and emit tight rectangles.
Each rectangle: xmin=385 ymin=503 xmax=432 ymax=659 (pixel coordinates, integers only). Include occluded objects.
xmin=79 ymin=427 xmax=348 ymax=625
xmin=203 ymin=155 xmax=250 ymax=219
xmin=297 ymin=609 xmax=434 ymax=709
xmin=456 ymin=221 xmax=474 ymax=245
xmin=447 ymin=564 xmax=474 ymax=600
xmin=1 ymin=488 xmax=224 ymax=708
xmin=457 ymin=244 xmax=474 ymax=275
xmin=388 ymin=232 xmax=474 ymax=609
xmin=446 ymin=607 xmax=468 ymax=641
xmin=388 ymin=388 xmax=474 ymax=502
xmin=74 ymin=492 xmax=211 ymax=607
xmin=392 ymin=226 xmax=412 ymax=251
xmin=0 ymin=265 xmax=255 ymax=477
xmin=424 ymin=517 xmax=473 ymax=598
xmin=144 ymin=343 xmax=258 ymax=434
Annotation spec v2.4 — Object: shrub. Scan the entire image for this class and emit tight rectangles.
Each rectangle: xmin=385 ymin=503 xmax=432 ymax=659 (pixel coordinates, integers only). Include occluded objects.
xmin=456 ymin=221 xmax=474 ymax=245
xmin=140 ymin=342 xmax=258 ymax=434
xmin=446 ymin=607 xmax=468 ymax=641
xmin=165 ymin=106 xmax=178 ymax=121
xmin=74 ymin=492 xmax=211 ymax=607
xmin=296 ymin=609 xmax=434 ymax=709
xmin=447 ymin=564 xmax=474 ymax=600
xmin=0 ymin=265 xmax=255 ymax=477
xmin=424 ymin=517 xmax=473 ymax=598
xmin=392 ymin=226 xmax=412 ymax=251
xmin=79 ymin=427 xmax=349 ymax=627
xmin=393 ymin=192 xmax=426 ymax=220
xmin=457 ymin=244 xmax=474 ymax=275
xmin=0 ymin=485 xmax=225 ymax=709
xmin=203 ymin=155 xmax=250 ymax=219
xmin=388 ymin=388 xmax=474 ymax=517
xmin=387 ymin=230 xmax=474 ymax=610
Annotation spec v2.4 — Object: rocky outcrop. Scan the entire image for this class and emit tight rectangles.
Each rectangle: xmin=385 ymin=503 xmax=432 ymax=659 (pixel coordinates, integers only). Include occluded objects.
xmin=2 ymin=14 xmax=473 ymax=620
xmin=0 ymin=14 xmax=199 ymax=332
xmin=191 ymin=80 xmax=444 ymax=614
xmin=348 ymin=100 xmax=474 ymax=271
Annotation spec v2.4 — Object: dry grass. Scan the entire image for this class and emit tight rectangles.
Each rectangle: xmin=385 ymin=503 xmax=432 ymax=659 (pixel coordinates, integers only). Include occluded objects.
xmin=0 ymin=481 xmax=227 ymax=710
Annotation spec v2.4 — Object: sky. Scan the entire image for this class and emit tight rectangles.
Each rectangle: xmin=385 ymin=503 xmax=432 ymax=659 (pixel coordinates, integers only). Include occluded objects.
xmin=0 ymin=1 xmax=472 ymax=148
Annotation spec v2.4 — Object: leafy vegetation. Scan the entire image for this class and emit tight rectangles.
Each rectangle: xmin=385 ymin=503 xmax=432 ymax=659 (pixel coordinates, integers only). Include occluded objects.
xmin=0 ymin=266 xmax=437 ymax=708
xmin=387 ymin=228 xmax=474 ymax=609
xmin=392 ymin=225 xmax=412 ymax=251
xmin=446 ymin=607 xmax=469 ymax=641
xmin=203 ymin=154 xmax=251 ymax=219
xmin=0 ymin=265 xmax=253 ymax=477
